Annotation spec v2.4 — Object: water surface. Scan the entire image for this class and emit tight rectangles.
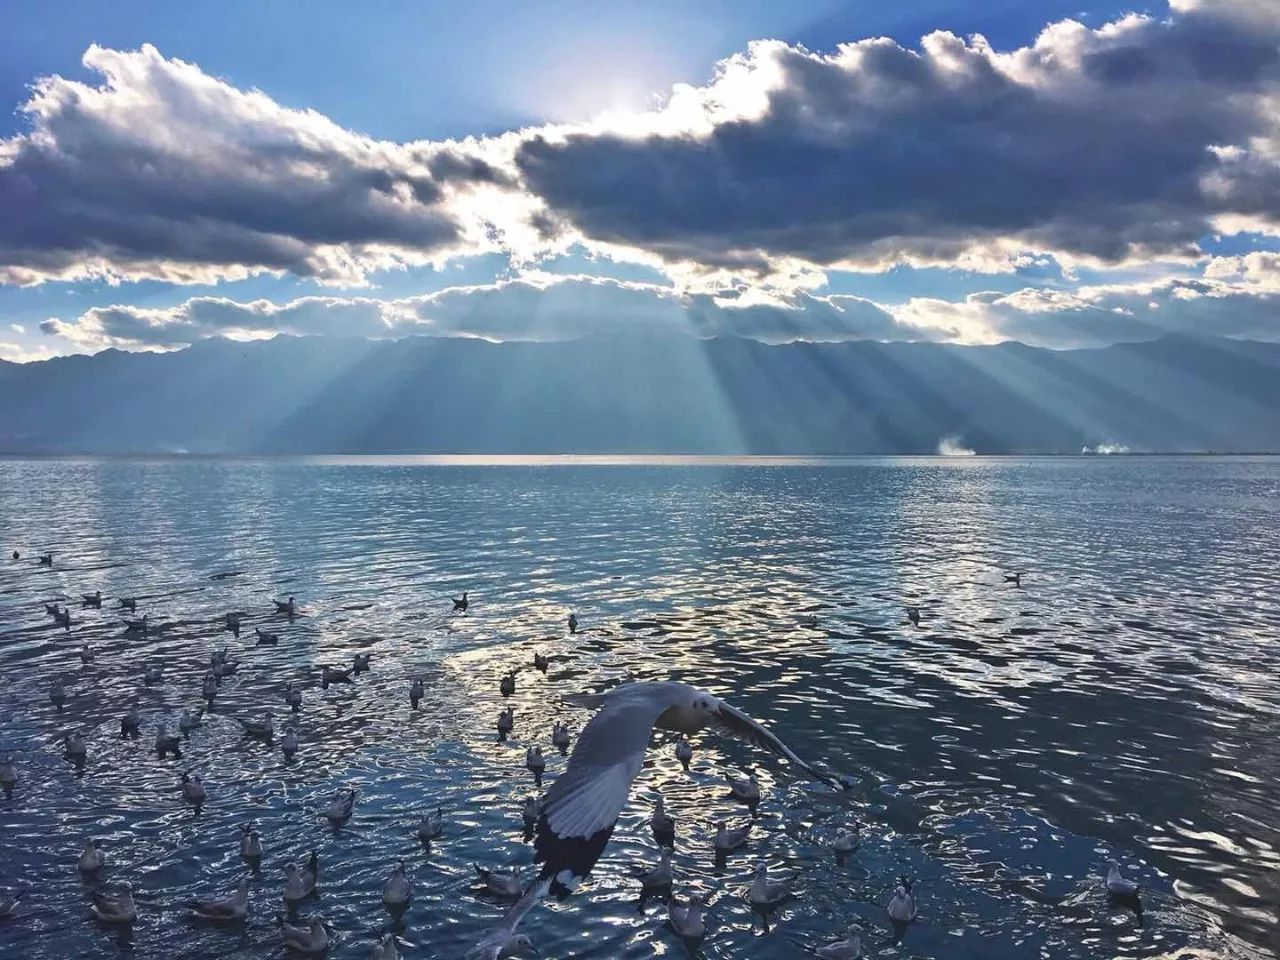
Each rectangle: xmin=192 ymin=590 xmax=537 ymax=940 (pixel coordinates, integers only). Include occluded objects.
xmin=1 ymin=456 xmax=1278 ymax=959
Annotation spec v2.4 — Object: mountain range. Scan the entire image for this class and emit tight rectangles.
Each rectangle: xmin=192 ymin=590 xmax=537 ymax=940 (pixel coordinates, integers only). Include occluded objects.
xmin=2 ymin=333 xmax=1278 ymax=454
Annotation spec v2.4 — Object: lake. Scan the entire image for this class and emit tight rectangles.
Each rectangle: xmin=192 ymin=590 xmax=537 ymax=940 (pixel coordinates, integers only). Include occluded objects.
xmin=0 ymin=455 xmax=1277 ymax=959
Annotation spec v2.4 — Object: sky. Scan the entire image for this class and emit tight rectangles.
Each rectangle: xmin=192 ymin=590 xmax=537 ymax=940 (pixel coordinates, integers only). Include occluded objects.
xmin=1 ymin=0 xmax=1277 ymax=362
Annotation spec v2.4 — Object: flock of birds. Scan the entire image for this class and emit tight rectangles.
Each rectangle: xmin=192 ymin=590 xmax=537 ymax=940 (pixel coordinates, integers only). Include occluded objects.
xmin=1 ymin=551 xmax=1147 ymax=958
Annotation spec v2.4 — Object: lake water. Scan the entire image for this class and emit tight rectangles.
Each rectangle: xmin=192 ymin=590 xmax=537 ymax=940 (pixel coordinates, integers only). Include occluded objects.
xmin=0 ymin=455 xmax=1278 ymax=960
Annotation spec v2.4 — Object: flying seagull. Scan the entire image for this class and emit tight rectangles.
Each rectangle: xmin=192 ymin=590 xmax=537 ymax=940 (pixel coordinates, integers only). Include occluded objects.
xmin=534 ymin=681 xmax=835 ymax=899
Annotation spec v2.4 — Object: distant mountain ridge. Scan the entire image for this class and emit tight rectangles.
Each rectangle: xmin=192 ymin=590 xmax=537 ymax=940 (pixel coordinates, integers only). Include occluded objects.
xmin=2 ymin=333 xmax=1278 ymax=454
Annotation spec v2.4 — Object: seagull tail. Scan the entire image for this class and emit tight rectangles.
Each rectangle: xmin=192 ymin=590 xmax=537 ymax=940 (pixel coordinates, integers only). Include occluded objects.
xmin=534 ymin=816 xmax=616 ymax=900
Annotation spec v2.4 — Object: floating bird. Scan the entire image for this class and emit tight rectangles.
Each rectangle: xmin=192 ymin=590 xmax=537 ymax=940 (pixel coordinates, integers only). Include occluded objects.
xmin=551 ymin=722 xmax=571 ymax=754
xmin=473 ymin=863 xmax=524 ymax=899
xmin=54 ymin=607 xmax=72 ymax=631
xmin=496 ymin=707 xmax=514 ymax=739
xmin=82 ymin=591 xmax=102 ymax=608
xmin=522 ymin=794 xmax=542 ymax=829
xmin=526 ymin=746 xmax=545 ymax=787
xmin=79 ymin=643 xmax=94 ymax=664
xmin=906 ymin=607 xmax=921 ymax=628
xmin=240 ymin=824 xmax=263 ymax=868
xmin=0 ymin=756 xmax=16 ymax=798
xmin=256 ymin=627 xmax=279 ymax=646
xmin=464 ymin=882 xmax=543 ymax=959
xmin=274 ymin=596 xmax=297 ymax=616
xmin=651 ymin=795 xmax=676 ymax=846
xmin=725 ymin=771 xmax=761 ymax=811
xmin=500 ymin=672 xmax=516 ymax=697
xmin=123 ymin=614 xmax=148 ymax=634
xmin=10 ymin=550 xmax=17 ymax=560
xmin=321 ymin=665 xmax=352 ymax=688
xmin=278 ymin=916 xmax=329 ymax=954
xmin=179 ymin=707 xmax=204 ymax=734
xmin=64 ymin=732 xmax=87 ymax=764
xmin=120 ymin=706 xmax=141 ymax=738
xmin=1005 ymin=572 xmax=1023 ymax=587
xmin=817 ymin=925 xmax=863 ymax=959
xmin=533 ymin=651 xmax=549 ymax=673
xmin=188 ymin=877 xmax=250 ymax=923
xmin=1106 ymin=861 xmax=1140 ymax=898
xmin=202 ymin=673 xmax=218 ymax=704
xmin=49 ymin=679 xmax=67 ymax=711
xmin=634 ymin=849 xmax=673 ymax=892
xmin=887 ymin=878 xmax=917 ymax=923
xmin=225 ymin=612 xmax=241 ymax=636
xmin=675 ymin=736 xmax=693 ymax=771
xmin=285 ymin=682 xmax=303 ymax=711
xmin=353 ymin=652 xmax=372 ymax=674
xmin=668 ymin=891 xmax=706 ymax=939
xmin=409 ymin=677 xmax=424 ymax=710
xmin=156 ymin=724 xmax=182 ymax=758
xmin=182 ymin=771 xmax=206 ymax=812
xmin=38 ymin=553 xmax=52 ymax=567
xmin=238 ymin=715 xmax=274 ymax=739
xmin=452 ymin=592 xmax=469 ymax=612
xmin=748 ymin=862 xmax=793 ymax=908
xmin=44 ymin=602 xmax=60 ymax=617
xmin=416 ymin=807 xmax=444 ymax=844
xmin=714 ymin=820 xmax=751 ymax=854
xmin=371 ymin=932 xmax=401 ymax=959
xmin=143 ymin=664 xmax=163 ymax=685
xmin=323 ymin=788 xmax=356 ymax=827
xmin=568 ymin=613 xmax=578 ymax=634
xmin=119 ymin=597 xmax=137 ymax=611
xmin=0 ymin=888 xmax=26 ymax=918
xmin=282 ymin=727 xmax=299 ymax=761
xmin=283 ymin=851 xmax=320 ymax=905
xmin=382 ymin=860 xmax=412 ymax=912
xmin=90 ymin=881 xmax=137 ymax=924
xmin=78 ymin=839 xmax=105 ymax=873
xmin=832 ymin=824 xmax=860 ymax=861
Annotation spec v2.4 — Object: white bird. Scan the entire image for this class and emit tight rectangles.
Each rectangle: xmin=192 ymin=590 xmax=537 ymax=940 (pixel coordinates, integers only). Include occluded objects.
xmin=675 ymin=736 xmax=693 ymax=771
xmin=278 ymin=916 xmax=329 ymax=954
xmin=240 ymin=824 xmax=263 ymax=866
xmin=748 ymin=862 xmax=793 ymax=907
xmin=551 ymin=722 xmax=571 ymax=753
xmin=283 ymin=851 xmax=320 ymax=905
xmin=382 ymin=860 xmax=412 ymax=910
xmin=282 ymin=727 xmax=299 ymax=760
xmin=90 ymin=881 xmax=137 ymax=924
xmin=668 ymin=891 xmax=706 ymax=939
xmin=833 ymin=824 xmax=860 ymax=855
xmin=714 ymin=820 xmax=751 ymax=854
xmin=634 ymin=849 xmax=673 ymax=891
xmin=0 ymin=888 xmax=26 ymax=918
xmin=179 ymin=707 xmax=204 ymax=734
xmin=526 ymin=746 xmax=545 ymax=786
xmin=522 ymin=795 xmax=542 ymax=828
xmin=64 ymin=732 xmax=87 ymax=763
xmin=416 ymin=807 xmax=444 ymax=843
xmin=238 ymin=715 xmax=274 ymax=738
xmin=725 ymin=771 xmax=761 ymax=807
xmin=78 ymin=839 xmax=105 ymax=873
xmin=0 ymin=756 xmax=16 ymax=797
xmin=409 ymin=677 xmax=424 ymax=709
xmin=887 ymin=879 xmax=917 ymax=923
xmin=1106 ymin=861 xmax=1140 ymax=897
xmin=474 ymin=863 xmax=524 ymax=899
xmin=285 ymin=681 xmax=303 ymax=710
xmin=323 ymin=788 xmax=356 ymax=827
xmin=464 ymin=879 xmax=544 ymax=959
xmin=188 ymin=877 xmax=249 ymax=922
xmin=817 ymin=925 xmax=863 ymax=959
xmin=181 ymin=771 xmax=206 ymax=811
xmin=370 ymin=932 xmax=401 ymax=959
xmin=155 ymin=724 xmax=181 ymax=758
xmin=528 ymin=681 xmax=831 ymax=898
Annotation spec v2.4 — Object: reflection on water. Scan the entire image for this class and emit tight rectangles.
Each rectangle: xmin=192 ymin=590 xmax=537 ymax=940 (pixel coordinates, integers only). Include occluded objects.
xmin=0 ymin=456 xmax=1277 ymax=959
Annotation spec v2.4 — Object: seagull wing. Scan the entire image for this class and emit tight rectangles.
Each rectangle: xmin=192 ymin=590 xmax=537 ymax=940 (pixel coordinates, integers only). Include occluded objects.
xmin=465 ymin=876 xmax=552 ymax=959
xmin=535 ymin=683 xmax=683 ymax=897
xmin=710 ymin=699 xmax=839 ymax=787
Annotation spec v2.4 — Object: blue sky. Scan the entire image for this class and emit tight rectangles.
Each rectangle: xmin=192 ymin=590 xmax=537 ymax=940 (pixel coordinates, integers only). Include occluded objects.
xmin=1 ymin=0 xmax=1277 ymax=360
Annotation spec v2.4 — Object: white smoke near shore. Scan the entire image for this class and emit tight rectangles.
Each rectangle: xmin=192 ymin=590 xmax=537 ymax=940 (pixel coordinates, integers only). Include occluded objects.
xmin=1082 ymin=443 xmax=1131 ymax=454
xmin=937 ymin=436 xmax=977 ymax=457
